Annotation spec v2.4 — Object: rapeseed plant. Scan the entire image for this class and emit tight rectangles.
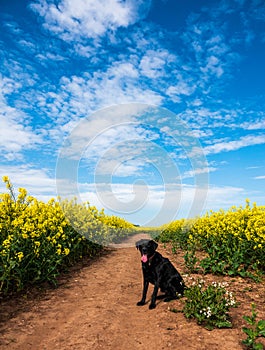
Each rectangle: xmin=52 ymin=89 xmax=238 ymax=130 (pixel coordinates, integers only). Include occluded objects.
xmin=0 ymin=177 xmax=134 ymax=295
xmin=158 ymin=200 xmax=265 ymax=278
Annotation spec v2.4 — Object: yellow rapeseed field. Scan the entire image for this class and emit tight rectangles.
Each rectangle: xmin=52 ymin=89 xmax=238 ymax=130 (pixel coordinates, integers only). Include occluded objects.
xmin=159 ymin=200 xmax=265 ymax=277
xmin=0 ymin=177 xmax=134 ymax=295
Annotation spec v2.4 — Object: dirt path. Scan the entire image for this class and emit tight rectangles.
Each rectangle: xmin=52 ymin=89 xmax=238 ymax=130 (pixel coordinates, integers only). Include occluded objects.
xmin=0 ymin=234 xmax=264 ymax=350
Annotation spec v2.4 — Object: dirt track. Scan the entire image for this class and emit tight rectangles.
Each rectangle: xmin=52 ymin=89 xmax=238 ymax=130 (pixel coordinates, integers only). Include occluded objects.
xmin=1 ymin=234 xmax=264 ymax=350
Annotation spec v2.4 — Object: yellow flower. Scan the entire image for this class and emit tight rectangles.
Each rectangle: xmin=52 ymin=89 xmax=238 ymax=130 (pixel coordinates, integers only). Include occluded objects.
xmin=16 ymin=252 xmax=24 ymax=262
xmin=5 ymin=182 xmax=12 ymax=189
xmin=1 ymin=249 xmax=7 ymax=256
xmin=2 ymin=239 xmax=11 ymax=248
xmin=2 ymin=175 xmax=9 ymax=182
xmin=2 ymin=235 xmax=13 ymax=248
xmin=63 ymin=248 xmax=70 ymax=256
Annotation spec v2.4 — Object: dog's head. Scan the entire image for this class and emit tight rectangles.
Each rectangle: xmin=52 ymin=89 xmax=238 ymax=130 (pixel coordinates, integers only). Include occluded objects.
xmin=135 ymin=239 xmax=158 ymax=263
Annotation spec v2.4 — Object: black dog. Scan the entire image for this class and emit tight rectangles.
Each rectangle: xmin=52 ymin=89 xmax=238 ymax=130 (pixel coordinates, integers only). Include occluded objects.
xmin=136 ymin=239 xmax=185 ymax=309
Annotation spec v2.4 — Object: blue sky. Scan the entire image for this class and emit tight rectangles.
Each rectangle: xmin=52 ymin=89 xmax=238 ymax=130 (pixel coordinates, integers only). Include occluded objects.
xmin=0 ymin=0 xmax=265 ymax=226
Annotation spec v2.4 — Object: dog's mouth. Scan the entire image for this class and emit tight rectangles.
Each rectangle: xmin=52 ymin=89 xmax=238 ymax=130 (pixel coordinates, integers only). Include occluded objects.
xmin=141 ymin=254 xmax=148 ymax=263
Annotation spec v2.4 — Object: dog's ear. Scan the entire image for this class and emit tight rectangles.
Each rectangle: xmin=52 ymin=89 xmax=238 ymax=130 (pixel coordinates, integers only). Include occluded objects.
xmin=150 ymin=240 xmax=158 ymax=251
xmin=135 ymin=240 xmax=141 ymax=250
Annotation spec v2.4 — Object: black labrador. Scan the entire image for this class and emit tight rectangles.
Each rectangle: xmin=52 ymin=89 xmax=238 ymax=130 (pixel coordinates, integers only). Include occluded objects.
xmin=136 ymin=239 xmax=185 ymax=309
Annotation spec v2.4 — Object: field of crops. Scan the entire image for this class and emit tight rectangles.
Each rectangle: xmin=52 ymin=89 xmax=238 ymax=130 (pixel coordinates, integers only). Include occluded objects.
xmin=158 ymin=200 xmax=265 ymax=279
xmin=1 ymin=174 xmax=265 ymax=298
xmin=0 ymin=177 xmax=135 ymax=296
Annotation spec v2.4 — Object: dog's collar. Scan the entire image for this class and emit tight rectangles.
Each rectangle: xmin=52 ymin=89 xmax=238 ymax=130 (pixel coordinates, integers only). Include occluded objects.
xmin=147 ymin=253 xmax=156 ymax=264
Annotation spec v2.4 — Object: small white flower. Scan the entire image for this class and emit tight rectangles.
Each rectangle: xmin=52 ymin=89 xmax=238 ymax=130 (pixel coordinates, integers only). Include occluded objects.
xmin=206 ymin=306 xmax=212 ymax=318
xmin=221 ymin=282 xmax=229 ymax=287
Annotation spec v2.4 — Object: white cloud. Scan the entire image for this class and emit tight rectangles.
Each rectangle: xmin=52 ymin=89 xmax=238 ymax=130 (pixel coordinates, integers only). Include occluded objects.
xmin=37 ymin=61 xmax=163 ymax=142
xmin=74 ymin=181 xmax=255 ymax=225
xmin=202 ymin=185 xmax=247 ymax=211
xmin=30 ymin=0 xmax=151 ymax=41
xmin=201 ymin=55 xmax=224 ymax=78
xmin=82 ymin=124 xmax=148 ymax=174
xmin=0 ymin=117 xmax=40 ymax=160
xmin=254 ymin=175 xmax=265 ymax=180
xmin=0 ymin=83 xmax=43 ymax=160
xmin=36 ymin=52 xmax=67 ymax=62
xmin=166 ymin=81 xmax=195 ymax=99
xmin=177 ymin=106 xmax=236 ymax=130
xmin=182 ymin=12 xmax=241 ymax=97
xmin=240 ymin=118 xmax=265 ymax=130
xmin=57 ymin=104 xmax=152 ymax=159
xmin=0 ymin=165 xmax=56 ymax=201
xmin=182 ymin=166 xmax=217 ymax=179
xmin=0 ymin=75 xmax=22 ymax=95
xmin=188 ymin=129 xmax=214 ymax=139
xmin=139 ymin=49 xmax=175 ymax=79
xmin=79 ymin=182 xmax=207 ymax=226
xmin=246 ymin=166 xmax=263 ymax=170
xmin=0 ymin=165 xmax=258 ymax=227
xmin=204 ymin=134 xmax=265 ymax=155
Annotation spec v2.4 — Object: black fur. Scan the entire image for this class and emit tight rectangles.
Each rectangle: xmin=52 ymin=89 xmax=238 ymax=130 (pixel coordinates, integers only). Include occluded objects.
xmin=136 ymin=239 xmax=185 ymax=309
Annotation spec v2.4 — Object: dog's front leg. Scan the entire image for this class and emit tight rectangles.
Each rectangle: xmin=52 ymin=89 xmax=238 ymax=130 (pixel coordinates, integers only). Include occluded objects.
xmin=137 ymin=279 xmax=149 ymax=306
xmin=149 ymin=283 xmax=159 ymax=309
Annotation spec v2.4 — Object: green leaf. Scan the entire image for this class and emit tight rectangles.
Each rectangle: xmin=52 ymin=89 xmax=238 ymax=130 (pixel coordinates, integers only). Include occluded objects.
xmin=242 ymin=327 xmax=254 ymax=337
xmin=258 ymin=328 xmax=265 ymax=337
xmin=228 ymin=270 xmax=235 ymax=276
xmin=253 ymin=343 xmax=263 ymax=350
xmin=216 ymin=321 xmax=232 ymax=328
xmin=257 ymin=319 xmax=265 ymax=333
xmin=205 ymin=324 xmax=214 ymax=331
xmin=242 ymin=338 xmax=253 ymax=346
xmin=243 ymin=315 xmax=253 ymax=324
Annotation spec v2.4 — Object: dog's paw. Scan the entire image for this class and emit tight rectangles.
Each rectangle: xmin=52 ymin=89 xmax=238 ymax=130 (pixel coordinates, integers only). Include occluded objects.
xmin=149 ymin=303 xmax=156 ymax=309
xmin=137 ymin=301 xmax=145 ymax=306
xmin=163 ymin=297 xmax=173 ymax=302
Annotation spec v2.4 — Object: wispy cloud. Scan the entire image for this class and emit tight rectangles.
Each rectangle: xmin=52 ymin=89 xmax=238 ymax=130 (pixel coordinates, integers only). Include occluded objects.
xmin=240 ymin=117 xmax=265 ymax=130
xmin=2 ymin=0 xmax=260 ymax=149
xmin=1 ymin=0 xmax=265 ymax=225
xmin=27 ymin=60 xmax=164 ymax=146
xmin=182 ymin=14 xmax=237 ymax=96
xmin=0 ymin=165 xmax=55 ymax=200
xmin=0 ymin=79 xmax=43 ymax=160
xmin=0 ymin=116 xmax=41 ymax=161
xmin=79 ymin=182 xmax=207 ymax=225
xmin=78 ymin=182 xmax=251 ymax=225
xmin=204 ymin=134 xmax=265 ymax=155
xmin=254 ymin=175 xmax=265 ymax=180
xmin=182 ymin=167 xmax=217 ymax=179
xmin=139 ymin=49 xmax=176 ymax=79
